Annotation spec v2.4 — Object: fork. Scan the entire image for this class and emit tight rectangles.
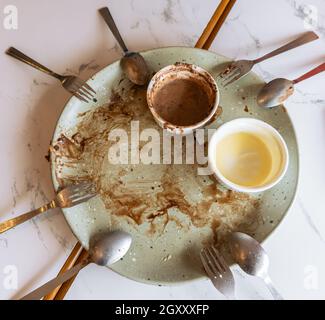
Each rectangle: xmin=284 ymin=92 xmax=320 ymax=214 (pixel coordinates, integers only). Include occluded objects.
xmin=219 ymin=31 xmax=319 ymax=86
xmin=0 ymin=182 xmax=97 ymax=234
xmin=200 ymin=244 xmax=235 ymax=299
xmin=6 ymin=47 xmax=96 ymax=102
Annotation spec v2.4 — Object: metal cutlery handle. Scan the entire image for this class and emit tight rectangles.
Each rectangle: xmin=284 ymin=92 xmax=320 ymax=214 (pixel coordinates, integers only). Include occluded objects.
xmin=254 ymin=31 xmax=319 ymax=64
xmin=293 ymin=61 xmax=325 ymax=84
xmin=21 ymin=260 xmax=89 ymax=300
xmin=264 ymin=276 xmax=284 ymax=300
xmin=0 ymin=201 xmax=56 ymax=234
xmin=99 ymin=7 xmax=129 ymax=54
xmin=6 ymin=47 xmax=63 ymax=80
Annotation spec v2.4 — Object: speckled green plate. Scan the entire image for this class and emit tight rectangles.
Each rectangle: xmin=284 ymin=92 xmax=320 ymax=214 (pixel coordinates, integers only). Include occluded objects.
xmin=51 ymin=47 xmax=299 ymax=285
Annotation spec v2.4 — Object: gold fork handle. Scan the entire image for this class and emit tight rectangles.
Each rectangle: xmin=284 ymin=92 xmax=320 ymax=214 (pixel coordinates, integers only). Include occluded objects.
xmin=0 ymin=200 xmax=56 ymax=234
xmin=6 ymin=47 xmax=63 ymax=80
xmin=253 ymin=31 xmax=319 ymax=64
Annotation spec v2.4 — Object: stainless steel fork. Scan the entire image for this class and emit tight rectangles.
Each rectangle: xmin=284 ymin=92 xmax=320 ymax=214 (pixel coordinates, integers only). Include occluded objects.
xmin=0 ymin=182 xmax=97 ymax=234
xmin=6 ymin=47 xmax=96 ymax=102
xmin=200 ymin=245 xmax=235 ymax=299
xmin=219 ymin=31 xmax=318 ymax=86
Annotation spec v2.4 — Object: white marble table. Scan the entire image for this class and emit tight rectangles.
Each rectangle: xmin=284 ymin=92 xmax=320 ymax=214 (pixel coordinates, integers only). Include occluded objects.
xmin=0 ymin=0 xmax=325 ymax=300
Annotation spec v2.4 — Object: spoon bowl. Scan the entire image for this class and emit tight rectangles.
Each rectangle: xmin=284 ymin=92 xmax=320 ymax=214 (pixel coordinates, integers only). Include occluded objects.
xmin=121 ymin=51 xmax=150 ymax=85
xmin=228 ymin=232 xmax=283 ymax=300
xmin=257 ymin=61 xmax=325 ymax=109
xmin=228 ymin=232 xmax=269 ymax=278
xmin=89 ymin=230 xmax=132 ymax=266
xmin=99 ymin=7 xmax=150 ymax=85
xmin=21 ymin=230 xmax=132 ymax=300
xmin=257 ymin=78 xmax=294 ymax=109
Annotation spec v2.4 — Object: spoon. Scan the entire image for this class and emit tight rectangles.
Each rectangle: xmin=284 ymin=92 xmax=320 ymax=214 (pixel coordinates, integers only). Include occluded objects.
xmin=20 ymin=230 xmax=132 ymax=300
xmin=228 ymin=232 xmax=284 ymax=300
xmin=99 ymin=7 xmax=150 ymax=85
xmin=257 ymin=61 xmax=325 ymax=108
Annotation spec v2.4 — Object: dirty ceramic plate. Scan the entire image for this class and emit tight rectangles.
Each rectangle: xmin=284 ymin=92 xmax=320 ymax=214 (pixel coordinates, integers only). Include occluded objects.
xmin=50 ymin=47 xmax=299 ymax=285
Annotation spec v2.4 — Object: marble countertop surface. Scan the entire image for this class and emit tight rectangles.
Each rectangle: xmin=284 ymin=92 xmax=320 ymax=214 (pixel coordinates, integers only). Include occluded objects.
xmin=1 ymin=0 xmax=325 ymax=300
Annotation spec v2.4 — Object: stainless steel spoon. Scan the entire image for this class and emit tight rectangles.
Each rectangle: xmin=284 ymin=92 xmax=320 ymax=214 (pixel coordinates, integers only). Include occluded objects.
xmin=228 ymin=232 xmax=284 ymax=300
xmin=257 ymin=61 xmax=325 ymax=108
xmin=99 ymin=7 xmax=150 ymax=85
xmin=20 ymin=230 xmax=132 ymax=300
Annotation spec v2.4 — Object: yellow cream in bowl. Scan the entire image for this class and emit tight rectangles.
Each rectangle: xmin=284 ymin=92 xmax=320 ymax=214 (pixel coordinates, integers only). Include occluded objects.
xmin=208 ymin=118 xmax=289 ymax=193
xmin=215 ymin=132 xmax=273 ymax=187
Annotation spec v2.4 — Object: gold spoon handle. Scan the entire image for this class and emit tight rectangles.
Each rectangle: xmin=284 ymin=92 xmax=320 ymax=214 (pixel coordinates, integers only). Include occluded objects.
xmin=6 ymin=47 xmax=63 ymax=80
xmin=0 ymin=201 xmax=56 ymax=234
xmin=20 ymin=260 xmax=89 ymax=300
xmin=99 ymin=7 xmax=129 ymax=54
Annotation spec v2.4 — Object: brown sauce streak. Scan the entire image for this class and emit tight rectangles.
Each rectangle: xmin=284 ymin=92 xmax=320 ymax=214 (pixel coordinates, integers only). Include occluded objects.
xmin=51 ymin=86 xmax=261 ymax=240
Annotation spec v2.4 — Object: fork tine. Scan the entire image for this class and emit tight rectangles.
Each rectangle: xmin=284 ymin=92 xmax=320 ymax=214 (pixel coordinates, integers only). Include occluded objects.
xmin=77 ymin=86 xmax=94 ymax=100
xmin=211 ymin=245 xmax=228 ymax=272
xmin=220 ymin=68 xmax=241 ymax=84
xmin=223 ymin=72 xmax=244 ymax=87
xmin=69 ymin=188 xmax=97 ymax=201
xmin=70 ymin=193 xmax=96 ymax=205
xmin=83 ymin=82 xmax=96 ymax=94
xmin=68 ymin=182 xmax=96 ymax=194
xmin=206 ymin=246 xmax=224 ymax=274
xmin=200 ymin=249 xmax=215 ymax=278
xmin=72 ymin=91 xmax=89 ymax=103
xmin=79 ymin=85 xmax=95 ymax=99
xmin=73 ymin=78 xmax=95 ymax=95
xmin=76 ymin=88 xmax=92 ymax=102
xmin=202 ymin=248 xmax=220 ymax=276
xmin=218 ymin=63 xmax=235 ymax=77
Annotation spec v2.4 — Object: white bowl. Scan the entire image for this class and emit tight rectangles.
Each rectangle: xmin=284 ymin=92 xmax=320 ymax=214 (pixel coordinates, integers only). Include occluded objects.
xmin=208 ymin=118 xmax=289 ymax=193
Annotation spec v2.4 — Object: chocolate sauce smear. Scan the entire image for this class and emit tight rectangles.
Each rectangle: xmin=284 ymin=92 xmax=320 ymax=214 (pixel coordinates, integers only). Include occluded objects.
xmin=51 ymin=86 xmax=261 ymax=242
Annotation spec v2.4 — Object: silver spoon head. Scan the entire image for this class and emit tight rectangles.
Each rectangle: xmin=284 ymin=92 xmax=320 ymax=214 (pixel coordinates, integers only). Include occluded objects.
xmin=121 ymin=51 xmax=150 ymax=85
xmin=89 ymin=230 xmax=132 ymax=266
xmin=257 ymin=78 xmax=295 ymax=108
xmin=228 ymin=232 xmax=269 ymax=278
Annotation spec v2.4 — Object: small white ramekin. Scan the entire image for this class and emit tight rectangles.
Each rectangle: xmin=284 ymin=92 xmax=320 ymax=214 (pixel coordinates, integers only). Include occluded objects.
xmin=208 ymin=118 xmax=289 ymax=193
xmin=147 ymin=63 xmax=220 ymax=135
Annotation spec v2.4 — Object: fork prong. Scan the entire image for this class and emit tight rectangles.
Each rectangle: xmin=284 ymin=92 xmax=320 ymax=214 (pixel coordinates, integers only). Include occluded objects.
xmin=200 ymin=249 xmax=216 ymax=278
xmin=83 ymin=82 xmax=96 ymax=94
xmin=69 ymin=193 xmax=96 ymax=205
xmin=206 ymin=246 xmax=224 ymax=274
xmin=77 ymin=86 xmax=94 ymax=100
xmin=58 ymin=182 xmax=97 ymax=207
xmin=220 ymin=68 xmax=241 ymax=84
xmin=218 ymin=63 xmax=235 ymax=77
xmin=79 ymin=85 xmax=95 ymax=99
xmin=69 ymin=188 xmax=97 ymax=201
xmin=211 ymin=245 xmax=228 ymax=272
xmin=73 ymin=78 xmax=95 ymax=94
xmin=72 ymin=91 xmax=89 ymax=103
xmin=202 ymin=248 xmax=220 ymax=276
xmin=70 ymin=81 xmax=93 ymax=99
xmin=72 ymin=78 xmax=94 ymax=94
xmin=67 ymin=182 xmax=96 ymax=195
xmin=76 ymin=89 xmax=92 ymax=102
xmin=223 ymin=72 xmax=244 ymax=87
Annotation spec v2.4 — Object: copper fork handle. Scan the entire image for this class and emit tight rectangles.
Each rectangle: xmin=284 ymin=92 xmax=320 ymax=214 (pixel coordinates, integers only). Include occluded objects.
xmin=6 ymin=47 xmax=63 ymax=80
xmin=0 ymin=201 xmax=56 ymax=234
